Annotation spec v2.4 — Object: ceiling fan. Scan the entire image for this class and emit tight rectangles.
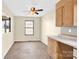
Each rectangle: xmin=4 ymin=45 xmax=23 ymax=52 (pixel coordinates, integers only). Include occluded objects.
xmin=24 ymin=7 xmax=43 ymax=15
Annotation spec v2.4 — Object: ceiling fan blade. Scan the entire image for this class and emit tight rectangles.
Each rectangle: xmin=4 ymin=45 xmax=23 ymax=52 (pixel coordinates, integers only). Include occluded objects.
xmin=36 ymin=9 xmax=43 ymax=11
xmin=35 ymin=12 xmax=39 ymax=15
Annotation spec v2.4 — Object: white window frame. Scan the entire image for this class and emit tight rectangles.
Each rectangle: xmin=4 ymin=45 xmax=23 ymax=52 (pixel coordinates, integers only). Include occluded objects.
xmin=24 ymin=20 xmax=34 ymax=36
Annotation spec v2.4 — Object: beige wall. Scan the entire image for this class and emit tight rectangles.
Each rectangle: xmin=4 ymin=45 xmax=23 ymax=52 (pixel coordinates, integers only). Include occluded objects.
xmin=41 ymin=10 xmax=61 ymax=45
xmin=2 ymin=2 xmax=14 ymax=58
xmin=14 ymin=16 xmax=41 ymax=41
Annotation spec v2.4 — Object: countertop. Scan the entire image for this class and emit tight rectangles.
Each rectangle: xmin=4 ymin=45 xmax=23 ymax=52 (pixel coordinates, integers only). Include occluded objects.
xmin=48 ymin=35 xmax=77 ymax=48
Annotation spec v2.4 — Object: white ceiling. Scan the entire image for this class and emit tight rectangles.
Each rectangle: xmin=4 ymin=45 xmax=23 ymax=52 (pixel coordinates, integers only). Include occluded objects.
xmin=3 ymin=0 xmax=55 ymax=17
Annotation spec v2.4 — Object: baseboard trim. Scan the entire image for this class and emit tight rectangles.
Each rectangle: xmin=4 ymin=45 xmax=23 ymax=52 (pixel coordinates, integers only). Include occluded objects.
xmin=40 ymin=41 xmax=48 ymax=47
xmin=14 ymin=41 xmax=48 ymax=47
xmin=3 ymin=42 xmax=14 ymax=59
xmin=14 ymin=41 xmax=41 ymax=43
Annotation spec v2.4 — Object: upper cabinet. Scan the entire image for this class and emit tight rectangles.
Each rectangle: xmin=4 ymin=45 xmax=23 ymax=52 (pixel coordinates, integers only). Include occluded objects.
xmin=56 ymin=5 xmax=63 ymax=26
xmin=56 ymin=0 xmax=77 ymax=27
xmin=74 ymin=0 xmax=77 ymax=26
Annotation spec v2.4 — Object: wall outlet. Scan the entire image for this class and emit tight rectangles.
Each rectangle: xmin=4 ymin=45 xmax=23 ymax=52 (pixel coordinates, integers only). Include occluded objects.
xmin=69 ymin=29 xmax=72 ymax=32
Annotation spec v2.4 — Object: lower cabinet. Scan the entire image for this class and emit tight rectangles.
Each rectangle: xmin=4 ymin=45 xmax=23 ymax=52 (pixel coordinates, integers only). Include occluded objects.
xmin=48 ymin=38 xmax=58 ymax=59
xmin=48 ymin=37 xmax=73 ymax=59
xmin=73 ymin=48 xmax=77 ymax=59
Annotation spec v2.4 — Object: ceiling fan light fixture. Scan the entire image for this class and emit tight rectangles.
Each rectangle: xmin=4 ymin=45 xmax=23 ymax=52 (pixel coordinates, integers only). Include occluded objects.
xmin=24 ymin=7 xmax=43 ymax=15
xmin=31 ymin=11 xmax=35 ymax=15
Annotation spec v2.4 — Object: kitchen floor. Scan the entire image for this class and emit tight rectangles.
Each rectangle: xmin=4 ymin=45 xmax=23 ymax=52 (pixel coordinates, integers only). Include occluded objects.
xmin=4 ymin=41 xmax=52 ymax=59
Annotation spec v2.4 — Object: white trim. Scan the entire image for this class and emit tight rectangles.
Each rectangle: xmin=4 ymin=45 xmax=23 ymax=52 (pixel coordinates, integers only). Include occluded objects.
xmin=3 ymin=41 xmax=14 ymax=59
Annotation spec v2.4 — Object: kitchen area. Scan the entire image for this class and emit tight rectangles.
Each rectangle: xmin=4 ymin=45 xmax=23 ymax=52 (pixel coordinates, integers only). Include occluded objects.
xmin=48 ymin=0 xmax=77 ymax=59
xmin=2 ymin=0 xmax=77 ymax=59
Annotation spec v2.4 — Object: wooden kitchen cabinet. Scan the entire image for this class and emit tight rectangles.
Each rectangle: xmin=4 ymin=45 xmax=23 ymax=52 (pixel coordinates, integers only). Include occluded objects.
xmin=58 ymin=42 xmax=73 ymax=59
xmin=48 ymin=38 xmax=73 ymax=59
xmin=56 ymin=0 xmax=75 ymax=27
xmin=56 ymin=6 xmax=63 ymax=26
xmin=48 ymin=38 xmax=58 ymax=59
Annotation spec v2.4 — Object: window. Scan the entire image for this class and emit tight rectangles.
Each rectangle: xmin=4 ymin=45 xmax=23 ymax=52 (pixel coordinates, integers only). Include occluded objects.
xmin=2 ymin=16 xmax=11 ymax=33
xmin=25 ymin=20 xmax=34 ymax=36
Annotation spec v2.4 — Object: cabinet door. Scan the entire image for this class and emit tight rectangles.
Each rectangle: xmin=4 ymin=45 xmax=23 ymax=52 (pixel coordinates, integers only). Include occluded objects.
xmin=56 ymin=0 xmax=74 ymax=27
xmin=56 ymin=6 xmax=63 ymax=26
xmin=48 ymin=38 xmax=73 ymax=59
xmin=74 ymin=0 xmax=77 ymax=26
xmin=58 ymin=42 xmax=73 ymax=59
xmin=63 ymin=0 xmax=74 ymax=26
xmin=48 ymin=38 xmax=58 ymax=59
